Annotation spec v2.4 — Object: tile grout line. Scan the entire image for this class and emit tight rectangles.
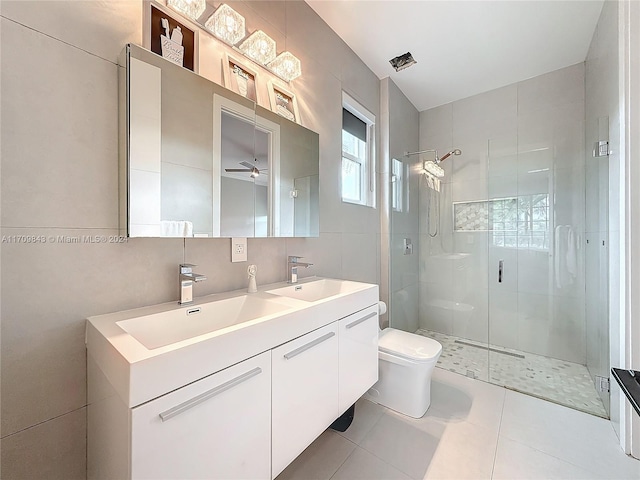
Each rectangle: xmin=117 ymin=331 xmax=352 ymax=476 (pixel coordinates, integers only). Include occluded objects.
xmin=326 ymin=434 xmax=359 ymax=480
xmin=0 ymin=405 xmax=86 ymax=440
xmin=497 ymin=430 xmax=631 ymax=478
xmin=334 ymin=404 xmax=385 ymax=447
xmin=0 ymin=15 xmax=117 ymax=66
xmin=352 ymin=410 xmax=422 ymax=480
xmin=489 ymin=390 xmax=507 ymax=479
xmin=493 ymin=391 xmax=634 ymax=477
xmin=1 ymin=226 xmax=122 ymax=231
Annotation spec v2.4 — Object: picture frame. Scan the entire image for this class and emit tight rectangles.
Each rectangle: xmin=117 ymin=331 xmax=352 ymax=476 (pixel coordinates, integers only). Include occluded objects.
xmin=222 ymin=53 xmax=261 ymax=104
xmin=143 ymin=1 xmax=199 ymax=73
xmin=267 ymin=80 xmax=300 ymax=124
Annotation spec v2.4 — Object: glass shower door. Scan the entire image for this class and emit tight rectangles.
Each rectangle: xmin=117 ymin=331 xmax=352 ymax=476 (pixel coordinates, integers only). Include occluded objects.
xmin=427 ymin=144 xmax=490 ymax=383
xmin=486 ymin=135 xmax=547 ymax=391
xmin=487 ymin=134 xmax=607 ymax=417
xmin=389 ymin=149 xmax=492 ymax=385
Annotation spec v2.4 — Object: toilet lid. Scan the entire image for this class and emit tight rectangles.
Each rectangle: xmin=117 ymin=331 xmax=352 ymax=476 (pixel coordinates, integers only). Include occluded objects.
xmin=378 ymin=328 xmax=442 ymax=362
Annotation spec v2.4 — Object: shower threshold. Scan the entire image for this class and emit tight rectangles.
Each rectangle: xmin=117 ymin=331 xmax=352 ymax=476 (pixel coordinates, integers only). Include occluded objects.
xmin=417 ymin=329 xmax=608 ymax=418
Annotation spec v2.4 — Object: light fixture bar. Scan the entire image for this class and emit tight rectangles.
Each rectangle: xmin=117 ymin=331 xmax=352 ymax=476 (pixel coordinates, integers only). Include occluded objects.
xmin=165 ymin=2 xmax=303 ymax=83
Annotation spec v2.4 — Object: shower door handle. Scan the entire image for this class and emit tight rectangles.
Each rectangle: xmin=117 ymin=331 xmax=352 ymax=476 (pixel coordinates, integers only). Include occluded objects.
xmin=498 ymin=260 xmax=504 ymax=283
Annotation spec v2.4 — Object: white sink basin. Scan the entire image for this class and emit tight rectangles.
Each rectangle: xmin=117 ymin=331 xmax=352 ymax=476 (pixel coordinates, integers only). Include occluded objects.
xmin=266 ymin=278 xmax=366 ymax=302
xmin=117 ymin=295 xmax=292 ymax=349
xmin=86 ymin=277 xmax=379 ymax=407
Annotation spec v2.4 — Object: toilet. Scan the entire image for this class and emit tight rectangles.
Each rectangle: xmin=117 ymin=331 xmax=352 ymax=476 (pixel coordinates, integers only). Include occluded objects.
xmin=365 ymin=327 xmax=442 ymax=418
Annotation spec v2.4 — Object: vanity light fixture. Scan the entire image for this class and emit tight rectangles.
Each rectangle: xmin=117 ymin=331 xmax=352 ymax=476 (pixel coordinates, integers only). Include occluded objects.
xmin=268 ymin=52 xmax=302 ymax=82
xmin=167 ymin=2 xmax=303 ymax=82
xmin=205 ymin=3 xmax=246 ymax=46
xmin=239 ymin=30 xmax=277 ymax=65
xmin=167 ymin=0 xmax=206 ymax=21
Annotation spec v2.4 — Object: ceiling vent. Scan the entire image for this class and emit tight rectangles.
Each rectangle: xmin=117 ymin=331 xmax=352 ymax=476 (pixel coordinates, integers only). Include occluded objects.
xmin=389 ymin=52 xmax=416 ymax=72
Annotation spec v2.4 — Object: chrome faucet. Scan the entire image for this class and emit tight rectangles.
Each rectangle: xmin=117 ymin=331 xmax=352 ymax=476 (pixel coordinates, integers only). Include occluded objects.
xmin=179 ymin=263 xmax=207 ymax=305
xmin=287 ymin=256 xmax=313 ymax=284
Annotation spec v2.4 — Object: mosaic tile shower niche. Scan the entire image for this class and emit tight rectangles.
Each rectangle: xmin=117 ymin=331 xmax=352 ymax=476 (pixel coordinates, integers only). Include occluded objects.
xmin=454 ymin=195 xmax=550 ymax=250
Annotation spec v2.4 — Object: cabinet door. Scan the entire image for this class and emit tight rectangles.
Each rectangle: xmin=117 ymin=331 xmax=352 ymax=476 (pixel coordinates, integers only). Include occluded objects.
xmin=131 ymin=351 xmax=271 ymax=480
xmin=338 ymin=305 xmax=379 ymax=413
xmin=271 ymin=323 xmax=339 ymax=478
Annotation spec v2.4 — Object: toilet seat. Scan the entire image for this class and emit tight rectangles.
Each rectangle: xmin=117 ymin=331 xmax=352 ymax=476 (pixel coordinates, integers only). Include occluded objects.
xmin=378 ymin=328 xmax=442 ymax=363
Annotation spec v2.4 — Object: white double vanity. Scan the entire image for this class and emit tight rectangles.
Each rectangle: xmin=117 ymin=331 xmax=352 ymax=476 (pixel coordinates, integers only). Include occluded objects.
xmin=86 ymin=277 xmax=379 ymax=480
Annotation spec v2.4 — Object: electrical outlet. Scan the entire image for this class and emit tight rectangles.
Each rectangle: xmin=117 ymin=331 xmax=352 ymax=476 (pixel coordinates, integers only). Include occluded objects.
xmin=231 ymin=237 xmax=247 ymax=262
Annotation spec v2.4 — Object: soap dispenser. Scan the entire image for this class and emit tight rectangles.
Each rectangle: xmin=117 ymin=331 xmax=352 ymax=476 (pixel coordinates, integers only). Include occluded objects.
xmin=247 ymin=264 xmax=258 ymax=293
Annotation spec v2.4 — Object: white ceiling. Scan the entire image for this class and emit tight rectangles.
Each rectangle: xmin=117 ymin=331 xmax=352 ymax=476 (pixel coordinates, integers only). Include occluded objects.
xmin=306 ymin=0 xmax=604 ymax=111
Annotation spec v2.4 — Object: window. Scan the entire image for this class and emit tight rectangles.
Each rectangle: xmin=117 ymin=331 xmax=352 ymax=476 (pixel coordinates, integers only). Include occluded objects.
xmin=391 ymin=158 xmax=406 ymax=212
xmin=341 ymin=92 xmax=375 ymax=207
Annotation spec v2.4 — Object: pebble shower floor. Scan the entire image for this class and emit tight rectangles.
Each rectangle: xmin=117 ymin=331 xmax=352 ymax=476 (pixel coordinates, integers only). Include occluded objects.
xmin=416 ymin=329 xmax=608 ymax=418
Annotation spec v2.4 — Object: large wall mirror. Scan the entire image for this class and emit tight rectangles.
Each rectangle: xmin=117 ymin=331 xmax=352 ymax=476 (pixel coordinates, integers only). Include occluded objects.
xmin=119 ymin=44 xmax=319 ymax=238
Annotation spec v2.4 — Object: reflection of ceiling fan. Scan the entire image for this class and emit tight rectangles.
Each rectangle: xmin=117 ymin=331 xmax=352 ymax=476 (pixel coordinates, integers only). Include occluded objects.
xmin=225 ymin=160 xmax=267 ymax=178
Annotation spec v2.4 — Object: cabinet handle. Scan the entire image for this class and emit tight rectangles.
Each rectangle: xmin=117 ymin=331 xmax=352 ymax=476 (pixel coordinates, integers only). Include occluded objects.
xmin=158 ymin=367 xmax=262 ymax=422
xmin=284 ymin=332 xmax=335 ymax=360
xmin=346 ymin=311 xmax=377 ymax=329
xmin=498 ymin=260 xmax=504 ymax=283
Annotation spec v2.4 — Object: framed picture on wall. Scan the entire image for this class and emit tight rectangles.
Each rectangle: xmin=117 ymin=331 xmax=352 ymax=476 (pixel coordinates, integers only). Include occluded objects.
xmin=267 ymin=80 xmax=300 ymax=124
xmin=143 ymin=1 xmax=198 ymax=72
xmin=222 ymin=54 xmax=260 ymax=103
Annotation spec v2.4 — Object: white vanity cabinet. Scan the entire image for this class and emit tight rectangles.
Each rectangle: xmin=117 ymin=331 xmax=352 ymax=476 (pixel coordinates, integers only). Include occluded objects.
xmin=338 ymin=305 xmax=379 ymax=413
xmin=130 ymin=352 xmax=271 ymax=480
xmin=87 ymin=278 xmax=381 ymax=480
xmin=271 ymin=323 xmax=340 ymax=478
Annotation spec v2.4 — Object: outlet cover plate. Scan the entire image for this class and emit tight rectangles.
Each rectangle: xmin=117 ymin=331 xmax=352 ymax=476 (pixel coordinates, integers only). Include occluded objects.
xmin=231 ymin=237 xmax=247 ymax=262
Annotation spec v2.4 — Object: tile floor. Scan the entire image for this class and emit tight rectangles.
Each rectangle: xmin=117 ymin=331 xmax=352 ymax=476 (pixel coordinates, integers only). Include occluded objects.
xmin=417 ymin=329 xmax=608 ymax=418
xmin=276 ymin=368 xmax=639 ymax=480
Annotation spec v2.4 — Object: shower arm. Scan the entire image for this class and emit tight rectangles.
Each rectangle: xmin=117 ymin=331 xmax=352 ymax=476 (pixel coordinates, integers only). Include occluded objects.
xmin=406 ymin=149 xmax=441 ymax=169
xmin=406 ymin=149 xmax=438 ymax=158
xmin=406 ymin=148 xmax=461 ymax=164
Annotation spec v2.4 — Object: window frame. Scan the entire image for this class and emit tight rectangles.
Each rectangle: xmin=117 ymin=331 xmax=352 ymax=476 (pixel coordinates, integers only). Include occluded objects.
xmin=341 ymin=92 xmax=376 ymax=208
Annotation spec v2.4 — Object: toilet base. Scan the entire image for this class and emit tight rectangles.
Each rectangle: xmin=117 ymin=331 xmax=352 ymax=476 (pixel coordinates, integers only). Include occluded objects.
xmin=364 ymin=353 xmax=436 ymax=418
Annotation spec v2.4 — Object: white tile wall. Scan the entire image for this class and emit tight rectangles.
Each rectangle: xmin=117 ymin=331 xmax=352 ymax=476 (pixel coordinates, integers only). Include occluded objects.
xmin=1 ymin=17 xmax=119 ymax=229
xmin=1 ymin=408 xmax=87 ymax=480
xmin=0 ymin=0 xmax=142 ymax=63
xmin=385 ymin=79 xmax=420 ymax=332
xmin=1 ymin=1 xmax=383 ymax=477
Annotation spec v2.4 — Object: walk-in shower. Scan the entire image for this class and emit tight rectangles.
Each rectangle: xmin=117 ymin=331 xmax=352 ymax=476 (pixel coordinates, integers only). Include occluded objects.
xmin=389 ymin=63 xmax=609 ymax=418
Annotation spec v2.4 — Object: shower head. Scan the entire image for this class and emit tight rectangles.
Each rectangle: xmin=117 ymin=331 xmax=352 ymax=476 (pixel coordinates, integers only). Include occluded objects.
xmin=422 ymin=160 xmax=445 ymax=178
xmin=437 ymin=149 xmax=462 ymax=163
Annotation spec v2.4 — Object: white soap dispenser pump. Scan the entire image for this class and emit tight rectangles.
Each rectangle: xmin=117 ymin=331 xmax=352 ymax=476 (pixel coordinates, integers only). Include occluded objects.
xmin=247 ymin=264 xmax=258 ymax=293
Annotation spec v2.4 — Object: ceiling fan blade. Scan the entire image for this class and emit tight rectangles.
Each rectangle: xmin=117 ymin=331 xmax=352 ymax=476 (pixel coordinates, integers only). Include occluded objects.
xmin=240 ymin=161 xmax=255 ymax=169
xmin=225 ymin=168 xmax=251 ymax=172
